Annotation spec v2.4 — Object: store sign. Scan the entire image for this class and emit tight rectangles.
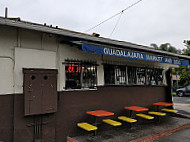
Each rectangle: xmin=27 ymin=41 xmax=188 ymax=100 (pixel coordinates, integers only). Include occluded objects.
xmin=82 ymin=43 xmax=189 ymax=66
xmin=65 ymin=66 xmax=81 ymax=73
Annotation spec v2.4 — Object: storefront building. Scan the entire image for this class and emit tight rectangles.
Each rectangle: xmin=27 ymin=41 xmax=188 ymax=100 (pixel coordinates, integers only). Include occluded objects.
xmin=0 ymin=17 xmax=189 ymax=142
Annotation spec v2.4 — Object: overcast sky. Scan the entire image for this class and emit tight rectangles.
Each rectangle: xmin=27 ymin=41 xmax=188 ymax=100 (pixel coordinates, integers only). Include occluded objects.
xmin=0 ymin=0 xmax=190 ymax=49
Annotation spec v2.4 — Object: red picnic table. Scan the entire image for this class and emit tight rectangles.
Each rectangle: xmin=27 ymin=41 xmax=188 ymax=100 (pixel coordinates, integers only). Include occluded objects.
xmin=153 ymin=102 xmax=174 ymax=107
xmin=86 ymin=110 xmax=114 ymax=117
xmin=86 ymin=110 xmax=115 ymax=125
xmin=86 ymin=110 xmax=115 ymax=135
xmin=124 ymin=106 xmax=149 ymax=117
xmin=153 ymin=102 xmax=174 ymax=111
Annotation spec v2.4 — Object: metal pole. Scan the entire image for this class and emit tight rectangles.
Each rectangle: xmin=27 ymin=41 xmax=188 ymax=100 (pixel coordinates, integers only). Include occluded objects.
xmin=5 ymin=7 xmax=8 ymax=18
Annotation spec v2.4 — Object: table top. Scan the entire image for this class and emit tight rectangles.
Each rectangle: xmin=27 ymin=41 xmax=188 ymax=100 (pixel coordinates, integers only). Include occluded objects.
xmin=124 ymin=106 xmax=149 ymax=111
xmin=86 ymin=110 xmax=114 ymax=117
xmin=153 ymin=102 xmax=174 ymax=107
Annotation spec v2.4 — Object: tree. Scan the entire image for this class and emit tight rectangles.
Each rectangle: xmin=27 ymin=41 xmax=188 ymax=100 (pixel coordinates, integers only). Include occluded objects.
xmin=183 ymin=40 xmax=190 ymax=55
xmin=173 ymin=40 xmax=190 ymax=88
xmin=150 ymin=43 xmax=180 ymax=54
xmin=173 ymin=67 xmax=190 ymax=87
xmin=160 ymin=43 xmax=170 ymax=51
xmin=150 ymin=43 xmax=159 ymax=49
xmin=179 ymin=68 xmax=190 ymax=86
xmin=150 ymin=42 xmax=185 ymax=88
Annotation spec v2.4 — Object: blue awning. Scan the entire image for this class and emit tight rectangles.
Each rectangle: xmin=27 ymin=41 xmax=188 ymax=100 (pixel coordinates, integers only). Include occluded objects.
xmin=81 ymin=42 xmax=189 ymax=67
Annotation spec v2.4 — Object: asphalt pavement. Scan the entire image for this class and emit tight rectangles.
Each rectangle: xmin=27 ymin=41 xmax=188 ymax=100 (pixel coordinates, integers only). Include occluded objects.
xmin=173 ymin=96 xmax=190 ymax=116
xmin=152 ymin=96 xmax=190 ymax=142
xmin=173 ymin=96 xmax=190 ymax=104
xmin=153 ymin=127 xmax=190 ymax=142
xmin=73 ymin=97 xmax=190 ymax=142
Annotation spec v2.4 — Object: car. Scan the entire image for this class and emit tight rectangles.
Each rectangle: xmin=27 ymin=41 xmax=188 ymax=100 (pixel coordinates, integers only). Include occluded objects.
xmin=176 ymin=85 xmax=190 ymax=97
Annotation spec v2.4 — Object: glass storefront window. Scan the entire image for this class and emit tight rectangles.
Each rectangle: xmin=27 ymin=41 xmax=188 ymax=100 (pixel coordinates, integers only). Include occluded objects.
xmin=65 ymin=60 xmax=97 ymax=89
xmin=136 ymin=67 xmax=146 ymax=85
xmin=128 ymin=66 xmax=137 ymax=85
xmin=104 ymin=64 xmax=164 ymax=86
xmin=104 ymin=65 xmax=126 ymax=85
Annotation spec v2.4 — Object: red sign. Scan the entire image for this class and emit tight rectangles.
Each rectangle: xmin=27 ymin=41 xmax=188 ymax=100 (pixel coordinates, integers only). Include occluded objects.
xmin=65 ymin=66 xmax=81 ymax=73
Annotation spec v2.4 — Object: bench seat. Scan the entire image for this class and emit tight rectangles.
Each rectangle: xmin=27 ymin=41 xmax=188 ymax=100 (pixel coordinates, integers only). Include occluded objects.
xmin=136 ymin=114 xmax=154 ymax=120
xmin=103 ymin=119 xmax=122 ymax=126
xmin=161 ymin=108 xmax=178 ymax=113
xmin=148 ymin=111 xmax=166 ymax=116
xmin=118 ymin=116 xmax=137 ymax=123
xmin=77 ymin=122 xmax=98 ymax=131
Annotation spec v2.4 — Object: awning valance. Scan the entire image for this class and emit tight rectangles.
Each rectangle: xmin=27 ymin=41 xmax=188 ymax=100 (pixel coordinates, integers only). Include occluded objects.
xmin=81 ymin=42 xmax=189 ymax=67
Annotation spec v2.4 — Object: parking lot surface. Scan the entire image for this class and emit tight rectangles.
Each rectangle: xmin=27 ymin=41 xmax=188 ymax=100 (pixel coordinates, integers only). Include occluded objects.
xmin=173 ymin=96 xmax=190 ymax=116
xmin=153 ymin=127 xmax=190 ymax=142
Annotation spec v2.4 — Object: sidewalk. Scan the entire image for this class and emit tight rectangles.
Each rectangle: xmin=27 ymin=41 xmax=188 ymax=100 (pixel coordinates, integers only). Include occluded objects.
xmin=174 ymin=103 xmax=190 ymax=114
xmin=153 ymin=127 xmax=190 ymax=142
xmin=71 ymin=116 xmax=190 ymax=142
xmin=148 ymin=104 xmax=190 ymax=142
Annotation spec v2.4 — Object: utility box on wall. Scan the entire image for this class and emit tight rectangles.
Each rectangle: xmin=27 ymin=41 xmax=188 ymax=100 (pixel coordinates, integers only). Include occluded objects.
xmin=23 ymin=69 xmax=58 ymax=116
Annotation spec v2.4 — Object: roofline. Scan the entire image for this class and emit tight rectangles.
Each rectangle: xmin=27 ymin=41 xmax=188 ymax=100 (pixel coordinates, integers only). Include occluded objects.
xmin=0 ymin=17 xmax=190 ymax=60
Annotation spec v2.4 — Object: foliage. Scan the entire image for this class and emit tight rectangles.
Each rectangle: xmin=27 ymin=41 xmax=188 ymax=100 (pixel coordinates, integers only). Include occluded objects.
xmin=150 ymin=41 xmax=189 ymax=88
xmin=182 ymin=40 xmax=190 ymax=55
xmin=150 ymin=43 xmax=158 ymax=49
xmin=150 ymin=43 xmax=181 ymax=54
xmin=173 ymin=67 xmax=190 ymax=87
xmin=180 ymin=68 xmax=190 ymax=86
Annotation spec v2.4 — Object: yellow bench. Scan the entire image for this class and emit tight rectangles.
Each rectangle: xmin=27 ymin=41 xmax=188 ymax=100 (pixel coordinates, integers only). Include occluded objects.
xmin=161 ymin=108 xmax=178 ymax=113
xmin=118 ymin=116 xmax=137 ymax=123
xmin=103 ymin=119 xmax=122 ymax=126
xmin=136 ymin=114 xmax=154 ymax=120
xmin=148 ymin=111 xmax=166 ymax=116
xmin=77 ymin=122 xmax=98 ymax=131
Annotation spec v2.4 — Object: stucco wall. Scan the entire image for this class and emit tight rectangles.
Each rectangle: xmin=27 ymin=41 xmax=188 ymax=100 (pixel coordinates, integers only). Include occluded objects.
xmin=0 ymin=26 xmax=16 ymax=94
xmin=0 ymin=58 xmax=14 ymax=94
xmin=58 ymin=44 xmax=105 ymax=90
xmin=0 ymin=26 xmax=59 ymax=94
xmin=0 ymin=25 xmax=179 ymax=95
xmin=0 ymin=26 xmax=16 ymax=58
xmin=14 ymin=48 xmax=57 ymax=93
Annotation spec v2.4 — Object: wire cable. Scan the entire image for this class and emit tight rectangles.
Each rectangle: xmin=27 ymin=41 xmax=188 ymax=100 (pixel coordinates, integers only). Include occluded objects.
xmin=109 ymin=11 xmax=123 ymax=38
xmin=85 ymin=0 xmax=143 ymax=33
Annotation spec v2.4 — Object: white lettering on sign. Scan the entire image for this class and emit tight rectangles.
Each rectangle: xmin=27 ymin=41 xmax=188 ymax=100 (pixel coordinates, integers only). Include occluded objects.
xmin=173 ymin=59 xmax=181 ymax=65
xmin=104 ymin=48 xmax=144 ymax=59
xmin=102 ymin=47 xmax=187 ymax=66
xmin=164 ymin=58 xmax=172 ymax=64
xmin=146 ymin=54 xmax=163 ymax=62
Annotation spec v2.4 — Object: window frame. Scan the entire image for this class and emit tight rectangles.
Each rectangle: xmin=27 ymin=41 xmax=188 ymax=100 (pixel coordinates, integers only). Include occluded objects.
xmin=64 ymin=60 xmax=98 ymax=90
xmin=104 ymin=64 xmax=164 ymax=86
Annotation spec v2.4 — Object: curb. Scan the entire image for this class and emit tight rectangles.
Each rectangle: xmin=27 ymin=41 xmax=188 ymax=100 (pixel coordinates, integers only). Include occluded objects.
xmin=130 ymin=123 xmax=190 ymax=142
xmin=67 ymin=137 xmax=79 ymax=142
xmin=175 ymin=112 xmax=190 ymax=119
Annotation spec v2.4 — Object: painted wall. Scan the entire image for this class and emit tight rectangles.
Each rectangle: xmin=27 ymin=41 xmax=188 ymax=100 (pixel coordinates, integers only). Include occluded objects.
xmin=57 ymin=86 xmax=168 ymax=141
xmin=0 ymin=24 xmax=176 ymax=142
xmin=0 ymin=26 xmax=59 ymax=94
xmin=0 ymin=26 xmax=16 ymax=95
xmin=14 ymin=48 xmax=57 ymax=93
xmin=0 ymin=58 xmax=14 ymax=94
xmin=0 ymin=25 xmax=179 ymax=95
xmin=0 ymin=26 xmax=16 ymax=58
xmin=58 ymin=44 xmax=105 ymax=90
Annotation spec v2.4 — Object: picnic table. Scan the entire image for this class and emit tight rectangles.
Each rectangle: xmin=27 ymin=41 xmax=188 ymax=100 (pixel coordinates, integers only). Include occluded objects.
xmin=124 ymin=106 xmax=149 ymax=117
xmin=86 ymin=110 xmax=115 ymax=125
xmin=153 ymin=102 xmax=177 ymax=113
xmin=153 ymin=102 xmax=174 ymax=111
xmin=86 ymin=110 xmax=115 ymax=135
